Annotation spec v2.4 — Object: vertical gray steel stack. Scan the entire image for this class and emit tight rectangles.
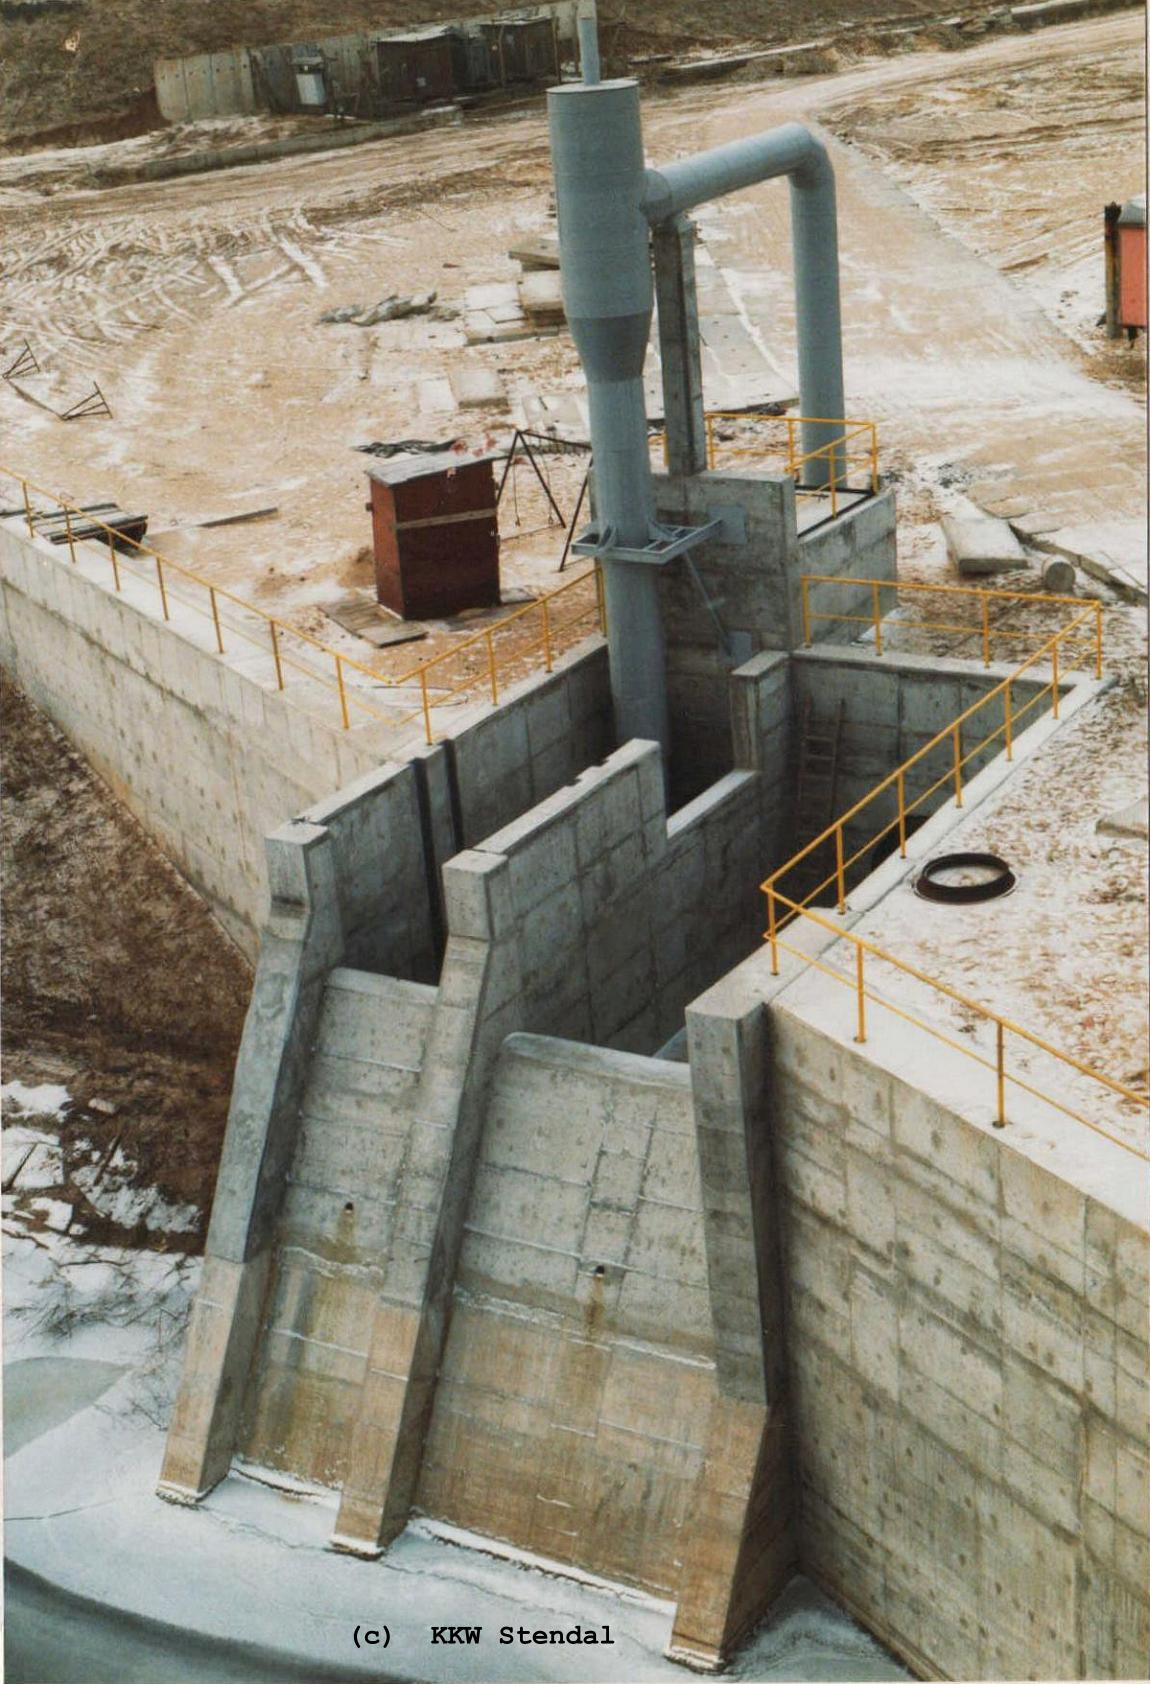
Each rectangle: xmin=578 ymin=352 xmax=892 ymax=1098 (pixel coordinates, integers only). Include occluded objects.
xmin=548 ymin=77 xmax=669 ymax=754
xmin=548 ymin=59 xmax=848 ymax=761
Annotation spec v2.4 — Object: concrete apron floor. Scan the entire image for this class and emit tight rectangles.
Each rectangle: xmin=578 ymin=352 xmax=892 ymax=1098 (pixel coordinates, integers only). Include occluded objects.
xmin=3 ymin=1354 xmax=911 ymax=1684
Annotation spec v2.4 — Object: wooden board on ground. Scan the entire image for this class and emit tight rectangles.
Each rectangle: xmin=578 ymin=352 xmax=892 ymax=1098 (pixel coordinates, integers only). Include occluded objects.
xmin=322 ymin=591 xmax=428 ymax=648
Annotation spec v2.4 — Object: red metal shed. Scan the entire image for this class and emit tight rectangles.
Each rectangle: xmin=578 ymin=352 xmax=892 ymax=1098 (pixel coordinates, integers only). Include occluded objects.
xmin=366 ymin=453 xmax=501 ymax=620
xmin=1118 ymin=195 xmax=1146 ymax=330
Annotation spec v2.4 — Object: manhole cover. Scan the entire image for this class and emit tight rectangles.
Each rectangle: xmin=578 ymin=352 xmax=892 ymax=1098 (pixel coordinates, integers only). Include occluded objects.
xmin=914 ymin=852 xmax=1016 ymax=903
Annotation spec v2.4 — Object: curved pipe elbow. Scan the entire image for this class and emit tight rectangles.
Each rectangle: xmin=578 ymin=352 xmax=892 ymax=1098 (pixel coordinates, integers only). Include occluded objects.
xmin=641 ymin=121 xmax=832 ymax=224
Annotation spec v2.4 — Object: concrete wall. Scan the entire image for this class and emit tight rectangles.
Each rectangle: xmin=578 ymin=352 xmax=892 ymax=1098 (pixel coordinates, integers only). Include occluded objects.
xmin=792 ymin=644 xmax=1055 ymax=872
xmin=472 ymin=740 xmax=764 ymax=1053
xmin=770 ymin=999 xmax=1150 ymax=1680
xmin=650 ymin=470 xmax=896 ymax=803
xmin=678 ymin=910 xmax=1149 ymax=1682
xmin=419 ymin=1032 xmax=717 ymax=1593
xmin=155 ymin=50 xmax=257 ymax=122
xmin=0 ymin=516 xmax=611 ymax=962
xmin=0 ymin=519 xmax=384 ymax=955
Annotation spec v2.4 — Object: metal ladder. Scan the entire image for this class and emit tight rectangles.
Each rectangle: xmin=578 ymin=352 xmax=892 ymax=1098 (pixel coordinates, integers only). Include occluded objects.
xmin=790 ymin=696 xmax=846 ymax=906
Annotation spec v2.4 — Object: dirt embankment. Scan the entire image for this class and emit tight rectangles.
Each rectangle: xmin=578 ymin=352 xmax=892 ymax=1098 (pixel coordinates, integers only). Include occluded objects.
xmin=1 ymin=671 xmax=252 ymax=1247
xmin=2 ymin=0 xmax=985 ymax=148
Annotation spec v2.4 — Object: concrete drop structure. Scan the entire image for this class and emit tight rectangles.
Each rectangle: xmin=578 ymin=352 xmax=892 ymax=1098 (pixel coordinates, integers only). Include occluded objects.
xmin=2 ymin=47 xmax=1144 ymax=1684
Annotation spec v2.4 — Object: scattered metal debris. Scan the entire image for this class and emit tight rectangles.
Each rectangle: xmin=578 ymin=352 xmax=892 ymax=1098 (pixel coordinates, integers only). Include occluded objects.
xmin=319 ymin=291 xmax=455 ymax=326
xmin=3 ymin=339 xmax=39 ymax=381
xmin=355 ymin=437 xmax=461 ymax=458
xmin=14 ymin=501 xmax=149 ymax=546
xmin=60 ymin=382 xmax=113 ymax=421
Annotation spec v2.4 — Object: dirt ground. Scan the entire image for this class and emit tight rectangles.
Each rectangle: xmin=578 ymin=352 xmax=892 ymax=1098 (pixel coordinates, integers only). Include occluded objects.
xmin=1 ymin=672 xmax=251 ymax=1250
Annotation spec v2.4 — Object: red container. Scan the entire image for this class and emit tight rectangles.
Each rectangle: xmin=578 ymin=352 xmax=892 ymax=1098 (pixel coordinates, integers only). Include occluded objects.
xmin=366 ymin=454 xmax=501 ymax=620
xmin=1118 ymin=198 xmax=1146 ymax=330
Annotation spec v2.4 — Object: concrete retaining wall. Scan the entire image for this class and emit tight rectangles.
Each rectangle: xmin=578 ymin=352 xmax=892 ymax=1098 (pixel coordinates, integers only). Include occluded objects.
xmin=651 ymin=472 xmax=897 ymax=803
xmin=792 ymin=644 xmax=1055 ymax=868
xmin=155 ymin=50 xmax=257 ymax=123
xmin=0 ymin=515 xmax=612 ymax=962
xmin=473 ymin=740 xmax=764 ymax=1053
xmin=420 ymin=1032 xmax=717 ymax=1592
xmin=770 ymin=998 xmax=1150 ymax=1680
xmin=679 ymin=914 xmax=1149 ymax=1681
xmin=0 ymin=519 xmax=381 ymax=955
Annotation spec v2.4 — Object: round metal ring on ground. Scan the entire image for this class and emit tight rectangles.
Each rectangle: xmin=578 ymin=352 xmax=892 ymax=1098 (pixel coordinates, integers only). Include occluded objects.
xmin=914 ymin=852 xmax=1016 ymax=904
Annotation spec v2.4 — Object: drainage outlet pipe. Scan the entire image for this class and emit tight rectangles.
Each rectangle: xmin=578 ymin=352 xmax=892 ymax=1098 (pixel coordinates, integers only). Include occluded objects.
xmin=642 ymin=122 xmax=846 ymax=484
xmin=549 ymin=78 xmax=667 ymax=753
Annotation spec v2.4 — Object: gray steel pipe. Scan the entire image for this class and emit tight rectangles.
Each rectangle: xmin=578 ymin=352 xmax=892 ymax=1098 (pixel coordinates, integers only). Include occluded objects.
xmin=643 ymin=122 xmax=845 ymax=484
xmin=576 ymin=5 xmax=601 ymax=84
xmin=549 ymin=79 xmax=668 ymax=753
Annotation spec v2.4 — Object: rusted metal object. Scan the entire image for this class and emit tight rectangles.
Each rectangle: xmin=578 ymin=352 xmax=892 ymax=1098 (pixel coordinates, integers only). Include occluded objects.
xmin=366 ymin=453 xmax=501 ymax=619
xmin=374 ymin=30 xmax=456 ymax=105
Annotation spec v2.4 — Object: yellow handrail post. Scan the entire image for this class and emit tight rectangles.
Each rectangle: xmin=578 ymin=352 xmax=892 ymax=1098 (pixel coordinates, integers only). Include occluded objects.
xmin=835 ymin=826 xmax=846 ymax=914
xmin=1004 ymin=681 xmax=1013 ymax=760
xmin=335 ymin=654 xmax=350 ymax=730
xmin=981 ymin=592 xmax=990 ymax=667
xmin=106 ymin=531 xmax=121 ymax=591
xmin=1094 ymin=602 xmax=1103 ymax=680
xmin=269 ymin=621 xmax=284 ymax=690
xmin=767 ymin=886 xmax=779 ymax=976
xmin=869 ymin=425 xmax=878 ymax=493
xmin=897 ymin=769 xmax=907 ymax=857
xmin=801 ymin=576 xmax=812 ymax=646
xmin=953 ymin=723 xmax=963 ymax=807
xmin=854 ymin=943 xmax=866 ymax=1043
xmin=706 ymin=413 xmax=716 ymax=469
xmin=542 ymin=597 xmax=553 ymax=672
xmin=995 ymin=1020 xmax=1006 ymax=1128
xmin=872 ymin=580 xmax=883 ymax=655
xmin=785 ymin=416 xmax=795 ymax=476
xmin=1051 ymin=638 xmax=1060 ymax=719
xmin=209 ymin=587 xmax=224 ymax=653
xmin=155 ymin=555 xmax=170 ymax=621
xmin=487 ymin=629 xmax=499 ymax=704
xmin=420 ymin=668 xmax=433 ymax=745
xmin=64 ymin=506 xmax=76 ymax=564
xmin=22 ymin=479 xmax=33 ymax=538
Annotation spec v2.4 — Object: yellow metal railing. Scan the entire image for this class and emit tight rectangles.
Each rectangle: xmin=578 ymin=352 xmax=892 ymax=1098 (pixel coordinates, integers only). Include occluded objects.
xmin=768 ymin=607 xmax=1099 ymax=923
xmin=800 ymin=573 xmax=1104 ymax=670
xmin=762 ymin=591 xmax=1146 ymax=1154
xmin=2 ymin=466 xmax=605 ymax=745
xmin=654 ymin=413 xmax=879 ymax=520
xmin=393 ymin=566 xmax=604 ymax=744
xmin=762 ymin=892 xmax=1149 ymax=1157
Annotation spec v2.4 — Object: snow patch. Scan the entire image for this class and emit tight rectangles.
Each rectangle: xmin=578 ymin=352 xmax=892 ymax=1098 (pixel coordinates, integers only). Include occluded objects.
xmin=2 ymin=1080 xmax=72 ymax=1120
